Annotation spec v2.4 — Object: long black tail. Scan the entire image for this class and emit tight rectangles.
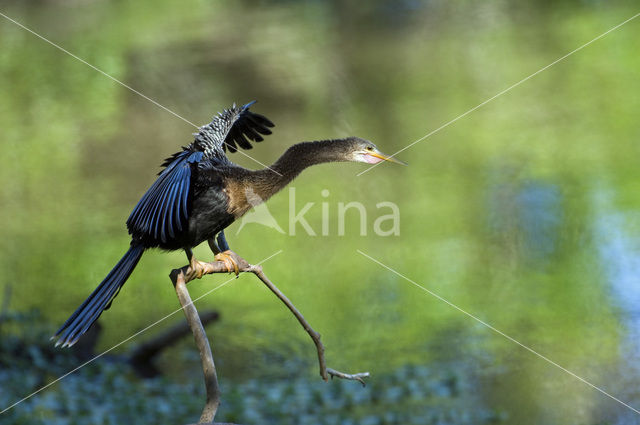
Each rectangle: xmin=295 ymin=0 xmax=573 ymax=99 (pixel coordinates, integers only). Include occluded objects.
xmin=53 ymin=243 xmax=145 ymax=347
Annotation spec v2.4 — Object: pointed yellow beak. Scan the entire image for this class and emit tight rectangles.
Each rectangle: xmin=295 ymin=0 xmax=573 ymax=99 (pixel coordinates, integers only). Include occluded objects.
xmin=369 ymin=150 xmax=407 ymax=165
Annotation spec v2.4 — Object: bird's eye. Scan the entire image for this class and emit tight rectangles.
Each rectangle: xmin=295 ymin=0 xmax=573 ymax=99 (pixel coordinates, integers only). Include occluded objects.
xmin=366 ymin=146 xmax=374 ymax=151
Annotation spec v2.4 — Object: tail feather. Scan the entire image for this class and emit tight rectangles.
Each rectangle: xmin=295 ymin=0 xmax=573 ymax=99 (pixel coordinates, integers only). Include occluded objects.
xmin=63 ymin=259 xmax=132 ymax=341
xmin=54 ymin=244 xmax=145 ymax=347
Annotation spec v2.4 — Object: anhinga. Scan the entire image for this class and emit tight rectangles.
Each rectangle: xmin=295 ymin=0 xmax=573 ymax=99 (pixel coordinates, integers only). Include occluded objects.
xmin=53 ymin=102 xmax=404 ymax=347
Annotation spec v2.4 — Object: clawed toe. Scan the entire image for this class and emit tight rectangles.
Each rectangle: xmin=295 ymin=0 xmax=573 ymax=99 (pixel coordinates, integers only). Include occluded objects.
xmin=187 ymin=258 xmax=208 ymax=280
xmin=215 ymin=251 xmax=240 ymax=276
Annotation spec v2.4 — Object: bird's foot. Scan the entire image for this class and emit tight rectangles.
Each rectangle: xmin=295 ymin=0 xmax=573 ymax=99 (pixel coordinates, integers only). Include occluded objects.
xmin=186 ymin=257 xmax=208 ymax=280
xmin=215 ymin=250 xmax=240 ymax=276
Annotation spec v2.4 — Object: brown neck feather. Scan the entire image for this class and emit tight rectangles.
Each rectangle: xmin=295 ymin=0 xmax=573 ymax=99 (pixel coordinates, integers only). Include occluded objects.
xmin=246 ymin=139 xmax=352 ymax=201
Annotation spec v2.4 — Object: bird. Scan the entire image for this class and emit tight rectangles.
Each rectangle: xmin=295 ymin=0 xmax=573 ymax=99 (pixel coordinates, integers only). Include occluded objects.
xmin=53 ymin=101 xmax=405 ymax=347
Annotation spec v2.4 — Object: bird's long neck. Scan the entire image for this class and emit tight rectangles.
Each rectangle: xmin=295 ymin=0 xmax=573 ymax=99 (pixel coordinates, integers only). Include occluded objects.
xmin=246 ymin=139 xmax=350 ymax=201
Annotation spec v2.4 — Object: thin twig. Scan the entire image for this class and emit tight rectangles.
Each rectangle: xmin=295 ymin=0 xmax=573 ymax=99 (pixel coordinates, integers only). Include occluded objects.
xmin=248 ymin=264 xmax=369 ymax=386
xmin=326 ymin=368 xmax=369 ymax=386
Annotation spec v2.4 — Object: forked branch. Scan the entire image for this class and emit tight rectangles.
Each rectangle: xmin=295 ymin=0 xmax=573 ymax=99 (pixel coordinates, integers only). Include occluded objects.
xmin=170 ymin=251 xmax=369 ymax=424
xmin=249 ymin=265 xmax=369 ymax=385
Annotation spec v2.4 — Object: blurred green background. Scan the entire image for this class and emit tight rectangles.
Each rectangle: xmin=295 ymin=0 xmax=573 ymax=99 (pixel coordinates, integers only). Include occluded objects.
xmin=1 ymin=0 xmax=640 ymax=424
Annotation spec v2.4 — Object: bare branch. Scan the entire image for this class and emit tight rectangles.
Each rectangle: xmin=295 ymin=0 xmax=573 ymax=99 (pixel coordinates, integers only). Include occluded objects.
xmin=171 ymin=272 xmax=220 ymax=424
xmin=248 ymin=264 xmax=369 ymax=385
xmin=130 ymin=311 xmax=219 ymax=378
xmin=327 ymin=368 xmax=370 ymax=387
xmin=171 ymin=251 xmax=369 ymax=424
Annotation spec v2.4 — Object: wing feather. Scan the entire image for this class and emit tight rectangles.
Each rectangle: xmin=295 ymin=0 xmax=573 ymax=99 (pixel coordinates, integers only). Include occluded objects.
xmin=127 ymin=150 xmax=203 ymax=243
xmin=154 ymin=173 xmax=176 ymax=241
xmin=219 ymin=102 xmax=275 ymax=153
xmin=241 ymin=125 xmax=264 ymax=142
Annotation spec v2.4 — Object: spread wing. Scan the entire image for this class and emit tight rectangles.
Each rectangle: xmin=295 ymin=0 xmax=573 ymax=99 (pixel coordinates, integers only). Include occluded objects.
xmin=127 ymin=101 xmax=274 ymax=244
xmin=126 ymin=150 xmax=203 ymax=243
xmin=222 ymin=102 xmax=275 ymax=153
xmin=195 ymin=101 xmax=275 ymax=156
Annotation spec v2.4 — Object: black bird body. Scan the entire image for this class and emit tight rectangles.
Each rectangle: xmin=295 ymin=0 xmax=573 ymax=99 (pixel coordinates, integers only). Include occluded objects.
xmin=144 ymin=163 xmax=234 ymax=251
xmin=54 ymin=102 xmax=403 ymax=347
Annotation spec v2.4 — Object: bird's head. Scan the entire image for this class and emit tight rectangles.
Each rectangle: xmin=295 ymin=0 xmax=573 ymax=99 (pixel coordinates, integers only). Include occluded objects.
xmin=345 ymin=137 xmax=407 ymax=165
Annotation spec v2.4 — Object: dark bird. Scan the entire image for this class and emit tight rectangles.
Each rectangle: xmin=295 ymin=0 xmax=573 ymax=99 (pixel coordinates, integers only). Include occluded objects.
xmin=53 ymin=101 xmax=404 ymax=347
